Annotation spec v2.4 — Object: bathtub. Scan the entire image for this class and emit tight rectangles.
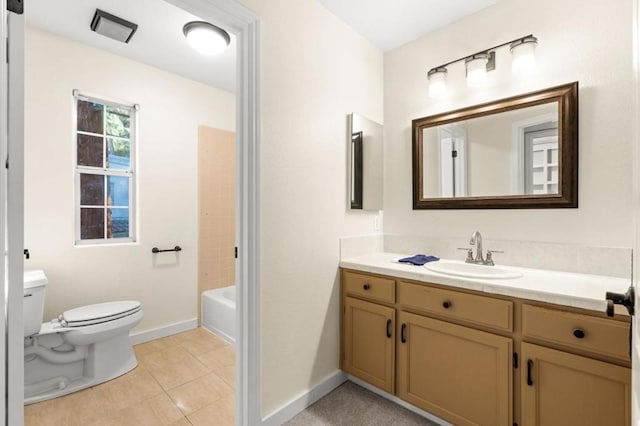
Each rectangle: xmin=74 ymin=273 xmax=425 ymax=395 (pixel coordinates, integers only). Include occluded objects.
xmin=202 ymin=286 xmax=236 ymax=345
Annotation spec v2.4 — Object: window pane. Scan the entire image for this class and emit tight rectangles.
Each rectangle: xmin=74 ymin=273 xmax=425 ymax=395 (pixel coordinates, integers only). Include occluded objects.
xmin=81 ymin=208 xmax=104 ymax=239
xmin=77 ymin=100 xmax=103 ymax=134
xmin=107 ymin=138 xmax=131 ymax=170
xmin=108 ymin=208 xmax=129 ymax=238
xmin=80 ymin=174 xmax=104 ymax=205
xmin=107 ymin=176 xmax=129 ymax=207
xmin=77 ymin=134 xmax=103 ymax=167
xmin=106 ymin=107 xmax=130 ymax=138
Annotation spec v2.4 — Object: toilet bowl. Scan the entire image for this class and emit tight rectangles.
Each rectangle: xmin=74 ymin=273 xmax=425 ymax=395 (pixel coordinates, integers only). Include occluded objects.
xmin=23 ymin=270 xmax=143 ymax=404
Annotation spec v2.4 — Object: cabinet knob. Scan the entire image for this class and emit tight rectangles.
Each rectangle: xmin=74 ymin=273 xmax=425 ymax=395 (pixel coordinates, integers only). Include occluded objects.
xmin=442 ymin=301 xmax=451 ymax=309
xmin=363 ymin=284 xmax=371 ymax=290
xmin=573 ymin=329 xmax=586 ymax=339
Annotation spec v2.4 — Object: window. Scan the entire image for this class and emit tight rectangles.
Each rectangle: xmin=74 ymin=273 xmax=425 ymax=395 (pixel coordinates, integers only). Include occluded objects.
xmin=74 ymin=92 xmax=136 ymax=244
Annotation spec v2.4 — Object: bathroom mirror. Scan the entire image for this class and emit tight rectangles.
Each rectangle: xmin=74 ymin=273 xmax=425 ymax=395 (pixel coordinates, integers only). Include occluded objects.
xmin=412 ymin=82 xmax=578 ymax=209
xmin=349 ymin=113 xmax=383 ymax=210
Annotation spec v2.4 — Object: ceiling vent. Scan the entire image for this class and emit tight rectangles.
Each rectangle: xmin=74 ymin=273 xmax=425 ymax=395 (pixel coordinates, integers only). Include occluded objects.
xmin=90 ymin=9 xmax=138 ymax=44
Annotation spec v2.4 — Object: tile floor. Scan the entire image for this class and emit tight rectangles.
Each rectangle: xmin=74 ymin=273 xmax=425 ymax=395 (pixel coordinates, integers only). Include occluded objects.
xmin=24 ymin=327 xmax=235 ymax=426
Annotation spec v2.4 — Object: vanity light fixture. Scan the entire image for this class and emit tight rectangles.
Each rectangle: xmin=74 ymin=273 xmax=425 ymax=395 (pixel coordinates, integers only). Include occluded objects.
xmin=427 ymin=34 xmax=537 ymax=97
xmin=183 ymin=21 xmax=231 ymax=56
xmin=510 ymin=36 xmax=538 ymax=74
xmin=427 ymin=67 xmax=448 ymax=98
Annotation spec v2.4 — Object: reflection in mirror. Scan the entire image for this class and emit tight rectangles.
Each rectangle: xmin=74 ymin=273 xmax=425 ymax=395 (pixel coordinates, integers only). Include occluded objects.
xmin=421 ymin=102 xmax=558 ymax=198
xmin=412 ymin=82 xmax=577 ymax=209
xmin=349 ymin=113 xmax=383 ymax=211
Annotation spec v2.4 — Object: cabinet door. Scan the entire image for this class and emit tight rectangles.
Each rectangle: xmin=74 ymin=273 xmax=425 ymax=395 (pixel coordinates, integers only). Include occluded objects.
xmin=397 ymin=311 xmax=512 ymax=426
xmin=343 ymin=297 xmax=395 ymax=393
xmin=521 ymin=342 xmax=630 ymax=426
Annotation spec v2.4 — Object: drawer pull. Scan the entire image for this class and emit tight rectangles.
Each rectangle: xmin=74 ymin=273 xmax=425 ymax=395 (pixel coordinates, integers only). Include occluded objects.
xmin=527 ymin=360 xmax=534 ymax=386
xmin=363 ymin=284 xmax=371 ymax=290
xmin=442 ymin=301 xmax=451 ymax=309
xmin=386 ymin=319 xmax=392 ymax=338
xmin=401 ymin=323 xmax=407 ymax=343
xmin=573 ymin=329 xmax=586 ymax=339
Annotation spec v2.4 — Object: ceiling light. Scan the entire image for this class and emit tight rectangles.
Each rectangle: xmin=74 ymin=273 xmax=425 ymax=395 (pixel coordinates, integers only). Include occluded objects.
xmin=428 ymin=67 xmax=448 ymax=98
xmin=90 ymin=9 xmax=138 ymax=44
xmin=465 ymin=53 xmax=490 ymax=87
xmin=511 ymin=36 xmax=538 ymax=74
xmin=183 ymin=21 xmax=230 ymax=56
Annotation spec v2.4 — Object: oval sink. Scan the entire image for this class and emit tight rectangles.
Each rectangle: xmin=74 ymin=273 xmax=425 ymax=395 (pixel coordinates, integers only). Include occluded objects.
xmin=425 ymin=261 xmax=522 ymax=279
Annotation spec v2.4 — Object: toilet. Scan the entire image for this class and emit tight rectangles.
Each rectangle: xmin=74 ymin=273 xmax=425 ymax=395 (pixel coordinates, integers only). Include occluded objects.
xmin=23 ymin=270 xmax=143 ymax=404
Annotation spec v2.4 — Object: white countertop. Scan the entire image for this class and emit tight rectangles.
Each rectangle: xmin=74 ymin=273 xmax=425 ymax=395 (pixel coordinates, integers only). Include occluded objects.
xmin=340 ymin=252 xmax=631 ymax=313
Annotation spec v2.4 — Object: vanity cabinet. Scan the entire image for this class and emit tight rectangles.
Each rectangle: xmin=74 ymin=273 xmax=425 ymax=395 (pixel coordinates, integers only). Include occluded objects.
xmin=343 ymin=296 xmax=395 ymax=394
xmin=397 ymin=311 xmax=512 ymax=426
xmin=520 ymin=342 xmax=630 ymax=426
xmin=340 ymin=268 xmax=631 ymax=426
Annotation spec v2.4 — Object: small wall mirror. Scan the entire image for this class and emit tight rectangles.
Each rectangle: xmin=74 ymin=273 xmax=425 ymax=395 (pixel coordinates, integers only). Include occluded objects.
xmin=412 ymin=82 xmax=578 ymax=209
xmin=349 ymin=113 xmax=383 ymax=210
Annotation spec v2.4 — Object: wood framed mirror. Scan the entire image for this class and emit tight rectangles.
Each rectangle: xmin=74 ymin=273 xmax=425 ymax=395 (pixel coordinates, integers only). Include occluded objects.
xmin=412 ymin=82 xmax=578 ymax=209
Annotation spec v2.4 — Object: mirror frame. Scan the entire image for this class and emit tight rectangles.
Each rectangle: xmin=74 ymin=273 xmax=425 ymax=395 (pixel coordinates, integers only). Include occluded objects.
xmin=412 ymin=82 xmax=578 ymax=209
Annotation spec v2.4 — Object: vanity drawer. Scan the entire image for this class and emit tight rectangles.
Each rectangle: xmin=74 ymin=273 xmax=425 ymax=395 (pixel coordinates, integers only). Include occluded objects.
xmin=522 ymin=304 xmax=629 ymax=361
xmin=343 ymin=271 xmax=395 ymax=304
xmin=397 ymin=281 xmax=513 ymax=332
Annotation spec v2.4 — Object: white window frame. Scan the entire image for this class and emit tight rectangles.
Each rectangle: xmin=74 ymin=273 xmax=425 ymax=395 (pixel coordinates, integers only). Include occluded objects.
xmin=73 ymin=90 xmax=137 ymax=245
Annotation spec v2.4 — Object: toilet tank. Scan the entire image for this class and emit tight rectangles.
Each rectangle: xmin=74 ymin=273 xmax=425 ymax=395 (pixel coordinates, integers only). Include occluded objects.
xmin=24 ymin=270 xmax=47 ymax=337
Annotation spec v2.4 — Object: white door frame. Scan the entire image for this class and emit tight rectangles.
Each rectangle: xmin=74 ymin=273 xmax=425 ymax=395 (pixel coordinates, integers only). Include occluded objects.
xmin=2 ymin=0 xmax=262 ymax=424
xmin=163 ymin=2 xmax=261 ymax=424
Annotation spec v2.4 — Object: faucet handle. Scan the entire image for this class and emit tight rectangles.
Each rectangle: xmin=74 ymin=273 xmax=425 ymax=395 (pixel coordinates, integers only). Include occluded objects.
xmin=485 ymin=250 xmax=504 ymax=266
xmin=457 ymin=247 xmax=473 ymax=263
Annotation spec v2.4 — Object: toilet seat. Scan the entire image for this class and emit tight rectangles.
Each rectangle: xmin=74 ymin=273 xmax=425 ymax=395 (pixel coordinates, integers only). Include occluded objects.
xmin=61 ymin=301 xmax=142 ymax=327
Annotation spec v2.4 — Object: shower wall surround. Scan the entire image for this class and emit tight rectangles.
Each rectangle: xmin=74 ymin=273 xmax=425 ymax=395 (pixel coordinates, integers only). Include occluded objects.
xmin=340 ymin=234 xmax=631 ymax=279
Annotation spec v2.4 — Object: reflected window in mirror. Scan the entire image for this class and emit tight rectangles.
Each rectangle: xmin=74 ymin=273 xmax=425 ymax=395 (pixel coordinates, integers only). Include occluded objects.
xmin=412 ymin=82 xmax=577 ymax=209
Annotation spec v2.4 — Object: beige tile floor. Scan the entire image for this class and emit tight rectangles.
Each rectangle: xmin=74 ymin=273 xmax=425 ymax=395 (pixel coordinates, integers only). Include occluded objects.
xmin=24 ymin=327 xmax=235 ymax=426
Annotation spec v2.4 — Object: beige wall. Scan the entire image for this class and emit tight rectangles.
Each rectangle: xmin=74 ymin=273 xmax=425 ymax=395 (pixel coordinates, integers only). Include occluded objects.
xmin=384 ymin=0 xmax=633 ymax=246
xmin=198 ymin=126 xmax=236 ymax=321
xmin=238 ymin=0 xmax=384 ymax=416
xmin=24 ymin=27 xmax=235 ymax=332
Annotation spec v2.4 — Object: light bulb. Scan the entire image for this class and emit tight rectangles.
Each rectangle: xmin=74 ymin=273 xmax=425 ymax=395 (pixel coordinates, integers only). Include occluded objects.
xmin=465 ymin=54 xmax=489 ymax=87
xmin=511 ymin=36 xmax=538 ymax=74
xmin=428 ymin=67 xmax=448 ymax=98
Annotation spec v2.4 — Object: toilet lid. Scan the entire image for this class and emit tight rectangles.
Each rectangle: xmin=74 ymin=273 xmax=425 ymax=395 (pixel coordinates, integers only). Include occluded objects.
xmin=62 ymin=301 xmax=142 ymax=327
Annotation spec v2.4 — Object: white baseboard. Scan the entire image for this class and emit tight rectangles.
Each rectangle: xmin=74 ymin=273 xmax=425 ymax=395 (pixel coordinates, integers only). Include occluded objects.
xmin=261 ymin=370 xmax=347 ymax=426
xmin=129 ymin=318 xmax=198 ymax=345
xmin=347 ymin=375 xmax=451 ymax=426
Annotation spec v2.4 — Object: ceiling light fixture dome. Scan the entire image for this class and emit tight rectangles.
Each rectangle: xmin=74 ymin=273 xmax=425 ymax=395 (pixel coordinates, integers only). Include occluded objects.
xmin=183 ymin=21 xmax=230 ymax=56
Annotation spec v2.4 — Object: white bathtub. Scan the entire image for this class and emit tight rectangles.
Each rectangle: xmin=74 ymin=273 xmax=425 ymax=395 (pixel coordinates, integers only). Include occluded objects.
xmin=202 ymin=286 xmax=235 ymax=345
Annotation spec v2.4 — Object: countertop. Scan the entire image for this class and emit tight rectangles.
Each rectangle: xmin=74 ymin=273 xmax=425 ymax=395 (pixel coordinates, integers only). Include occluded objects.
xmin=340 ymin=252 xmax=631 ymax=313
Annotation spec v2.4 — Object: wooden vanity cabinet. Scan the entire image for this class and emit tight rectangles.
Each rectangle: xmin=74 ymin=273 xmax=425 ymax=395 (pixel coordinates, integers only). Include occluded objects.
xmin=520 ymin=342 xmax=631 ymax=426
xmin=342 ymin=296 xmax=395 ymax=393
xmin=397 ymin=310 xmax=512 ymax=426
xmin=340 ymin=268 xmax=631 ymax=426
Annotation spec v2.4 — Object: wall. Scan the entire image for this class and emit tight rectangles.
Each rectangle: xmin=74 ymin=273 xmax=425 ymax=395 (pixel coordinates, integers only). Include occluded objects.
xmin=384 ymin=0 xmax=633 ymax=248
xmin=238 ymin=0 xmax=383 ymax=416
xmin=198 ymin=125 xmax=236 ymax=322
xmin=24 ymin=27 xmax=235 ymax=332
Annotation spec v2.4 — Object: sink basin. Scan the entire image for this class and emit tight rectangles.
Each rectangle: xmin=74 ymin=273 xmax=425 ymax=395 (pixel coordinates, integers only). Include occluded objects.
xmin=425 ymin=261 xmax=522 ymax=279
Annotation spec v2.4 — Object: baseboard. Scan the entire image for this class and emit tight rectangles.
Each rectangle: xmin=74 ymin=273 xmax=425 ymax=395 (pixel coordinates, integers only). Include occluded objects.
xmin=347 ymin=375 xmax=451 ymax=426
xmin=261 ymin=370 xmax=347 ymax=426
xmin=129 ymin=318 xmax=198 ymax=345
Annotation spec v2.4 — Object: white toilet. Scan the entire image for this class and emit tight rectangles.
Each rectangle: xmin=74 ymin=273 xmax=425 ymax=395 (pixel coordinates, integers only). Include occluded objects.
xmin=23 ymin=270 xmax=143 ymax=404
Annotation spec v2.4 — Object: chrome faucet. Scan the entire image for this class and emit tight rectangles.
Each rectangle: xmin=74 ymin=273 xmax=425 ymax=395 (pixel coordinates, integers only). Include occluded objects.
xmin=469 ymin=231 xmax=484 ymax=264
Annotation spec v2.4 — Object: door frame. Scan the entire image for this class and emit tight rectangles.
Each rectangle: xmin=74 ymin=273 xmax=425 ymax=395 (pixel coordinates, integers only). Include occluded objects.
xmin=1 ymin=0 xmax=262 ymax=424
xmin=633 ymin=0 xmax=640 ymax=422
